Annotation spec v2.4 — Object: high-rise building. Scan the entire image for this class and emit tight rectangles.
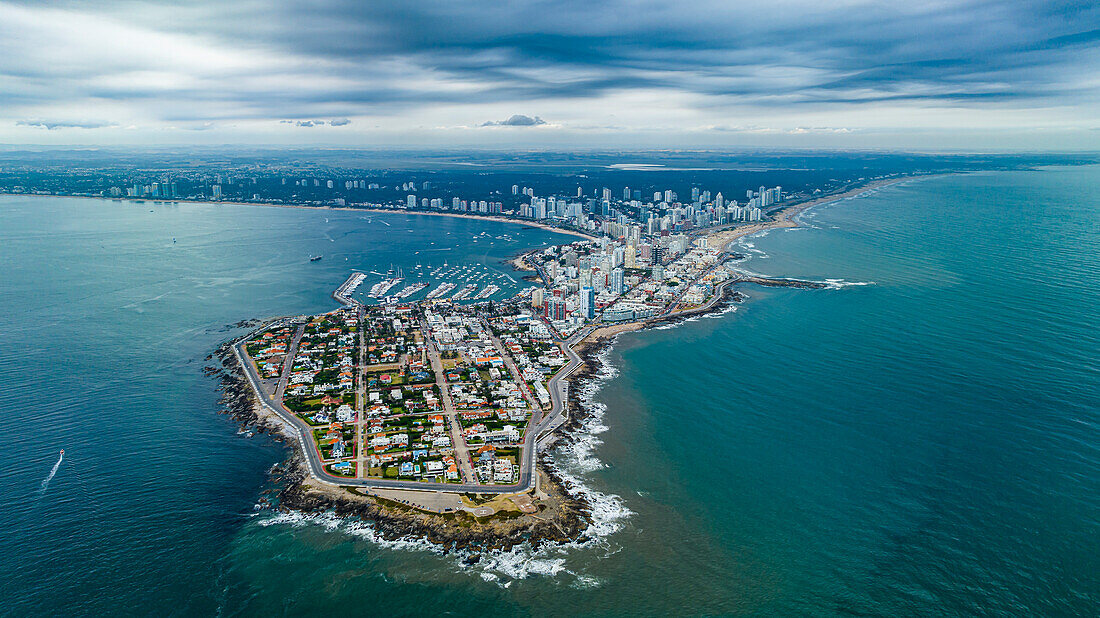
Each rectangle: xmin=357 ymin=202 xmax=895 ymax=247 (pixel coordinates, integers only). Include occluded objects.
xmin=623 ymin=187 xmax=631 ymax=200
xmin=407 ymin=194 xmax=416 ymax=208
xmin=610 ymin=268 xmax=624 ymax=295
xmin=624 ymin=245 xmax=637 ymax=269
xmin=531 ymin=287 xmax=545 ymax=308
xmin=545 ymin=297 xmax=567 ymax=321
xmin=579 ymin=286 xmax=595 ymax=319
xmin=512 ymin=184 xmax=519 ymax=195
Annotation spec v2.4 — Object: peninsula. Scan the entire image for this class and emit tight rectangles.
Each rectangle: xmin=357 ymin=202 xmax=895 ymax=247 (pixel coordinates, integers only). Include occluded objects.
xmin=209 ymin=176 xmax=903 ymax=551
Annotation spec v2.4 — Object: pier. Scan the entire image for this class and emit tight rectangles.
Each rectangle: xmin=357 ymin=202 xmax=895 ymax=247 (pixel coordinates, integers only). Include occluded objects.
xmin=728 ymin=272 xmax=828 ymax=289
xmin=333 ymin=271 xmax=367 ymax=306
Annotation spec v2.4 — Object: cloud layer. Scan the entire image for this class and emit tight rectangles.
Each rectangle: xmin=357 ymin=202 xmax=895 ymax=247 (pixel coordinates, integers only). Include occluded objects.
xmin=482 ymin=115 xmax=546 ymax=127
xmin=0 ymin=0 xmax=1097 ymax=147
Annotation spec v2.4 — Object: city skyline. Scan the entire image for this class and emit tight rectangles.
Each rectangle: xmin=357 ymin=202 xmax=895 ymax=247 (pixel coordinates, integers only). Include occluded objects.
xmin=0 ymin=0 xmax=1097 ymax=150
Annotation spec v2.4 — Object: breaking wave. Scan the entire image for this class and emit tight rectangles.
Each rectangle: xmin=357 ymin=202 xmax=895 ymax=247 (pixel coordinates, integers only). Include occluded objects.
xmin=255 ymin=341 xmax=632 ymax=587
xmin=820 ymin=279 xmax=876 ymax=289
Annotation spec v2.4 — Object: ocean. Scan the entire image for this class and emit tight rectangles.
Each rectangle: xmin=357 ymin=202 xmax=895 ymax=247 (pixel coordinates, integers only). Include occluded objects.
xmin=1 ymin=166 xmax=1097 ymax=615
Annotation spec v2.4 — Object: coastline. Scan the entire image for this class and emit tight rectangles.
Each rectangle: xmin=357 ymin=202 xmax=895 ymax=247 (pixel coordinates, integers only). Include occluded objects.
xmin=209 ymin=326 xmax=597 ymax=553
xmin=704 ymin=175 xmax=928 ymax=254
xmin=541 ymin=174 xmax=928 ymax=475
xmin=563 ymin=175 xmax=921 ymax=352
xmin=210 ymin=172 xmax=924 ymax=553
xmin=0 ymin=191 xmax=595 ymax=240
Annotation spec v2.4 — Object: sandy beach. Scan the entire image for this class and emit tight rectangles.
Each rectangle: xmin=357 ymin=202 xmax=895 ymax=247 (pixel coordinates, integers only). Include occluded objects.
xmin=569 ymin=175 xmax=926 ymax=348
xmin=704 ymin=175 xmax=925 ymax=252
xmin=1 ymin=192 xmax=596 ymax=241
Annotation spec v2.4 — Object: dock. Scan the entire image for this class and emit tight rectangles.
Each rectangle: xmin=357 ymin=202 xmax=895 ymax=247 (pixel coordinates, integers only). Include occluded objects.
xmin=333 ymin=271 xmax=367 ymax=306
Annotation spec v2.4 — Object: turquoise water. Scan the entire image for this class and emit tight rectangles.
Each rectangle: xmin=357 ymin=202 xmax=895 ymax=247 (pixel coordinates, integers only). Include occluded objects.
xmin=0 ymin=199 xmax=562 ymax=614
xmin=2 ymin=167 xmax=1098 ymax=615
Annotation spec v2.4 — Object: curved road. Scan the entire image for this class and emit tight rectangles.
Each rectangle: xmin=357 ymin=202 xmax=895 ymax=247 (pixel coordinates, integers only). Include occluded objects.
xmin=233 ymin=324 xmax=585 ymax=494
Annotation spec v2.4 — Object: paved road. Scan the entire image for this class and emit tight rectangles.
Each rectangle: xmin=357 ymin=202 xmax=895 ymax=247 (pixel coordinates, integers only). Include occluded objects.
xmin=421 ymin=322 xmax=477 ymax=483
xmin=234 ymin=322 xmax=582 ymax=494
xmin=484 ymin=323 xmax=542 ymax=413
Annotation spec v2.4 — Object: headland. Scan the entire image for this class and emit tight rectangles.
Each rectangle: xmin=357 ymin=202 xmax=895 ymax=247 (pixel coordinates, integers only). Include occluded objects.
xmin=213 ymin=174 xmax=914 ymax=552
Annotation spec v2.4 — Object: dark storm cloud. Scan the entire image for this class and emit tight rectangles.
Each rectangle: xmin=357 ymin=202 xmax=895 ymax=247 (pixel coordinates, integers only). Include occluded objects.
xmin=1 ymin=0 xmax=1098 ymax=125
xmin=215 ymin=0 xmax=1099 ymax=104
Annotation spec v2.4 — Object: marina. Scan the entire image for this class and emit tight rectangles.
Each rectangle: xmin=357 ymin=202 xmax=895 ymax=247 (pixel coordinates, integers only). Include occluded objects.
xmin=332 ymin=271 xmax=367 ymax=306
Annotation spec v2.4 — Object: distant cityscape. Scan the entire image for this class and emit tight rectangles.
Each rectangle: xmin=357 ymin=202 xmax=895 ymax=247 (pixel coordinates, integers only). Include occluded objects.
xmin=0 ymin=166 xmax=788 ymax=235
xmin=227 ymin=162 xmax=834 ymax=493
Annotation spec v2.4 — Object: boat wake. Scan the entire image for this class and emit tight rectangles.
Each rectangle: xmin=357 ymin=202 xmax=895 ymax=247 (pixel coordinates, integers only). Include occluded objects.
xmin=40 ymin=451 xmax=63 ymax=493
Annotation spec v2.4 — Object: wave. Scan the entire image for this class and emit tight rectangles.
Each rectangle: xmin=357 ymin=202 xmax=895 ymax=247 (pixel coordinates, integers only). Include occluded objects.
xmin=727 ymin=265 xmax=772 ymax=279
xmin=255 ymin=342 xmax=632 ymax=586
xmin=255 ymin=495 xmax=626 ymax=587
xmin=544 ymin=342 xmax=632 ymax=541
xmin=735 ymin=236 xmax=770 ymax=259
xmin=703 ymin=304 xmax=740 ymax=319
xmin=651 ymin=300 xmax=741 ymax=330
xmin=257 ymin=510 xmax=445 ymax=555
xmin=820 ymin=279 xmax=876 ymax=289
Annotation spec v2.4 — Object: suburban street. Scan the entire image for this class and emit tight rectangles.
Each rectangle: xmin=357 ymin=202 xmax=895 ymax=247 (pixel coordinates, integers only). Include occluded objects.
xmin=421 ymin=321 xmax=477 ymax=484
xmin=233 ymin=322 xmax=584 ymax=494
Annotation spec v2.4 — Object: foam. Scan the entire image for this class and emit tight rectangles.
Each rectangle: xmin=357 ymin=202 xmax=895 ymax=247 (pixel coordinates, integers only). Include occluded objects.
xmin=821 ymin=278 xmax=876 ymax=289
xmin=254 ymin=342 xmax=633 ymax=587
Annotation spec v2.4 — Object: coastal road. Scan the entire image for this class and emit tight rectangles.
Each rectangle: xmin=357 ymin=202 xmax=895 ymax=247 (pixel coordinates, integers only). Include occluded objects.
xmin=235 ymin=328 xmax=566 ymax=494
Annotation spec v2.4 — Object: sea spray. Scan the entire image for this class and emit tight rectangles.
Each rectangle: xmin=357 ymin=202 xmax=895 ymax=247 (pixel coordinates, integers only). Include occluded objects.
xmin=821 ymin=279 xmax=876 ymax=289
xmin=253 ymin=339 xmax=633 ymax=587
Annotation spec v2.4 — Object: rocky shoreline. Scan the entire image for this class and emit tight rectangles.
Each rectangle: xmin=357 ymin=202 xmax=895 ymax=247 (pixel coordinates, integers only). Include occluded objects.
xmin=274 ymin=458 xmax=592 ymax=553
xmin=205 ymin=251 xmax=818 ymax=555
xmin=199 ymin=174 xmax=893 ymax=555
xmin=555 ymin=283 xmax=747 ymax=435
xmin=206 ymin=333 xmax=596 ymax=553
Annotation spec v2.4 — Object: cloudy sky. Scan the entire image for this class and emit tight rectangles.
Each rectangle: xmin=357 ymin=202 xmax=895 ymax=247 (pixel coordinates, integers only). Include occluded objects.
xmin=1 ymin=0 xmax=1097 ymax=149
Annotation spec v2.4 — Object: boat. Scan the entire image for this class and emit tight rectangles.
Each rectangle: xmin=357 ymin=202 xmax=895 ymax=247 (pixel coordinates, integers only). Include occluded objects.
xmin=60 ymin=449 xmax=64 ymax=455
xmin=426 ymin=282 xmax=456 ymax=299
xmin=473 ymin=284 xmax=500 ymax=300
xmin=369 ymin=275 xmax=403 ymax=298
xmin=310 ymin=255 xmax=323 ymax=262
xmin=450 ymin=284 xmax=479 ymax=301
xmin=394 ymin=282 xmax=430 ymax=299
